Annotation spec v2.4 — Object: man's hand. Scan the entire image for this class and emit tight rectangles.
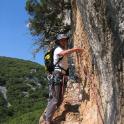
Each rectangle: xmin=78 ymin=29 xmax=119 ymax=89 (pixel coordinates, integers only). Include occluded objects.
xmin=72 ymin=48 xmax=83 ymax=52
xmin=58 ymin=48 xmax=83 ymax=56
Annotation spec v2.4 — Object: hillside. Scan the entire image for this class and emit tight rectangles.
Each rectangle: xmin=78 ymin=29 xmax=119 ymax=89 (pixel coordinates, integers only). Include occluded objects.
xmin=0 ymin=57 xmax=47 ymax=124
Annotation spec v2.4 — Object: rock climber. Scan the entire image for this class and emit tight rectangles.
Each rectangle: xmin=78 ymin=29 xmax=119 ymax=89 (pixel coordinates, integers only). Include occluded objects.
xmin=44 ymin=33 xmax=83 ymax=124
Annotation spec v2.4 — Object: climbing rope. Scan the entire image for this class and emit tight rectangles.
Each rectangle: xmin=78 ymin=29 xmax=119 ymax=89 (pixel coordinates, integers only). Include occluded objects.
xmin=76 ymin=52 xmax=83 ymax=100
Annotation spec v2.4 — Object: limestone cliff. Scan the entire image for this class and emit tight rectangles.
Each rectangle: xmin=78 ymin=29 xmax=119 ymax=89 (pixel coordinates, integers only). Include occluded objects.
xmin=39 ymin=0 xmax=124 ymax=124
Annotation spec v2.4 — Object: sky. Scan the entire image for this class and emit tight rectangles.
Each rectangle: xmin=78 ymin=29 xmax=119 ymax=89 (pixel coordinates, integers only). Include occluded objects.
xmin=0 ymin=0 xmax=44 ymax=64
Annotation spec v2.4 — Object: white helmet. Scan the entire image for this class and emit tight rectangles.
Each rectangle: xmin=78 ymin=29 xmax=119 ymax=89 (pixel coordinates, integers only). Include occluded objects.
xmin=57 ymin=34 xmax=68 ymax=41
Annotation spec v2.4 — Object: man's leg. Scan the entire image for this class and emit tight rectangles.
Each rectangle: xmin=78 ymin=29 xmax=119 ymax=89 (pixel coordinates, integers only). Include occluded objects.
xmin=45 ymin=84 xmax=61 ymax=122
xmin=45 ymin=71 xmax=63 ymax=123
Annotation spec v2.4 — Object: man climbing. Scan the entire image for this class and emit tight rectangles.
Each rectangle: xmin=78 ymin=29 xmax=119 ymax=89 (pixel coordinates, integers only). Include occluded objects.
xmin=44 ymin=33 xmax=83 ymax=124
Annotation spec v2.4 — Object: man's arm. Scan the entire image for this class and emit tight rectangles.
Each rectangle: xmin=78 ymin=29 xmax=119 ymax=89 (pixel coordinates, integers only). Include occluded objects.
xmin=58 ymin=48 xmax=83 ymax=56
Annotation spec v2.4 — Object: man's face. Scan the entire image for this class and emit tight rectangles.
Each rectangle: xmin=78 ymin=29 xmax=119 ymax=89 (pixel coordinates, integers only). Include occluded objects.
xmin=59 ymin=38 xmax=68 ymax=47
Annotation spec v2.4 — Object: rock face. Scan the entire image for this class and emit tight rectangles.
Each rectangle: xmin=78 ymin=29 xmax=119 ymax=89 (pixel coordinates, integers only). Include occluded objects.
xmin=72 ymin=0 xmax=123 ymax=123
xmin=39 ymin=0 xmax=124 ymax=124
xmin=0 ymin=86 xmax=11 ymax=108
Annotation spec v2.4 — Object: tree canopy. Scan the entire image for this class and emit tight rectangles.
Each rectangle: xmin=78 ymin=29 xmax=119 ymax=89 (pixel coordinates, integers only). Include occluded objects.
xmin=25 ymin=0 xmax=71 ymax=52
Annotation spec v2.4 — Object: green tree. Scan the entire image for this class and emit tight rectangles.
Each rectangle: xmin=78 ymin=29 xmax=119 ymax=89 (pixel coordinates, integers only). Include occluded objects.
xmin=25 ymin=0 xmax=71 ymax=52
